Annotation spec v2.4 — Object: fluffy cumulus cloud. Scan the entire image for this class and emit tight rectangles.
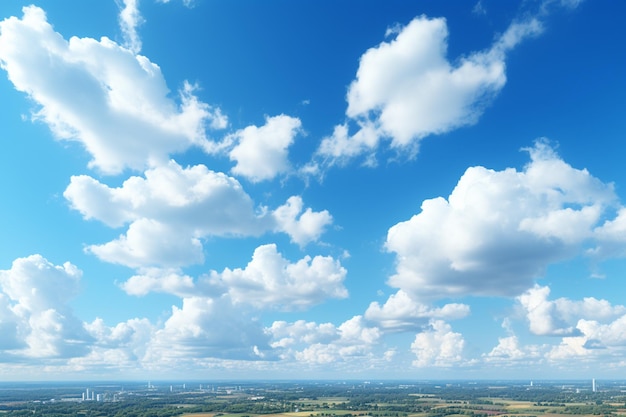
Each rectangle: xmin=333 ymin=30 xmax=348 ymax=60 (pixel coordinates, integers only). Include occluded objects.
xmin=483 ymin=334 xmax=546 ymax=366
xmin=0 ymin=255 xmax=92 ymax=359
xmin=120 ymin=268 xmax=196 ymax=297
xmin=208 ymin=244 xmax=348 ymax=310
xmin=315 ymin=15 xmax=542 ymax=166
xmin=517 ymin=285 xmax=626 ymax=337
xmin=269 ymin=320 xmax=339 ymax=349
xmin=268 ymin=316 xmax=383 ymax=366
xmin=478 ymin=289 xmax=626 ymax=368
xmin=119 ymin=244 xmax=348 ymax=311
xmin=228 ymin=115 xmax=302 ymax=182
xmin=365 ymin=290 xmax=470 ymax=332
xmin=590 ymin=208 xmax=626 ymax=258
xmin=65 ymin=161 xmax=332 ymax=268
xmin=272 ymin=196 xmax=333 ymax=247
xmin=411 ymin=320 xmax=465 ymax=367
xmin=0 ymin=6 xmax=226 ymax=174
xmin=82 ymin=317 xmax=154 ymax=371
xmin=145 ymin=296 xmax=274 ymax=362
xmin=385 ymin=141 xmax=618 ymax=300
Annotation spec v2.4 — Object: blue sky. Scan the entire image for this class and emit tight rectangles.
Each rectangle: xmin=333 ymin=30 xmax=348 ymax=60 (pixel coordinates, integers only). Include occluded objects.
xmin=0 ymin=0 xmax=625 ymax=381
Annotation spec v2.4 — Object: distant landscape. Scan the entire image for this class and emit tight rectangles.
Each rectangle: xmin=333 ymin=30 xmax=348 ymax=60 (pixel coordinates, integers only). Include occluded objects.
xmin=1 ymin=380 xmax=624 ymax=417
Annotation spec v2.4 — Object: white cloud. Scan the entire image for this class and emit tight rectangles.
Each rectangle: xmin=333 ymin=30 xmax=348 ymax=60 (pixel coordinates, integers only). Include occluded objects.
xmin=365 ymin=290 xmax=470 ymax=332
xmin=543 ymin=314 xmax=626 ymax=365
xmin=116 ymin=244 xmax=347 ymax=312
xmin=517 ymin=285 xmax=626 ymax=337
xmin=78 ymin=317 xmax=154 ymax=372
xmin=315 ymin=15 xmax=542 ymax=166
xmin=590 ymin=208 xmax=626 ymax=258
xmin=385 ymin=140 xmax=617 ymax=300
xmin=89 ymin=218 xmax=205 ymax=268
xmin=117 ymin=0 xmax=143 ymax=54
xmin=545 ymin=336 xmax=590 ymax=361
xmin=120 ymin=268 xmax=196 ymax=297
xmin=315 ymin=122 xmax=380 ymax=168
xmin=65 ymin=161 xmax=332 ymax=268
xmin=208 ymin=244 xmax=348 ymax=310
xmin=272 ymin=196 xmax=333 ymax=247
xmin=272 ymin=316 xmax=382 ymax=365
xmin=145 ymin=296 xmax=274 ymax=361
xmin=65 ymin=161 xmax=267 ymax=268
xmin=229 ymin=115 xmax=302 ymax=182
xmin=411 ymin=320 xmax=465 ymax=367
xmin=0 ymin=255 xmax=92 ymax=359
xmin=517 ymin=285 xmax=580 ymax=336
xmin=0 ymin=294 xmax=21 ymax=350
xmin=0 ymin=6 xmax=226 ymax=174
xmin=268 ymin=320 xmax=339 ymax=348
xmin=65 ymin=160 xmax=263 ymax=230
xmin=156 ymin=0 xmax=194 ymax=6
xmin=484 ymin=335 xmax=527 ymax=361
xmin=577 ymin=315 xmax=626 ymax=348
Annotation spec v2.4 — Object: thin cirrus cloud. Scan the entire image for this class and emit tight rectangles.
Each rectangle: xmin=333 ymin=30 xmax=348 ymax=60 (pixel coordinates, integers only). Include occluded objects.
xmin=0 ymin=5 xmax=227 ymax=175
xmin=313 ymin=15 xmax=542 ymax=168
xmin=117 ymin=0 xmax=143 ymax=54
xmin=385 ymin=140 xmax=619 ymax=301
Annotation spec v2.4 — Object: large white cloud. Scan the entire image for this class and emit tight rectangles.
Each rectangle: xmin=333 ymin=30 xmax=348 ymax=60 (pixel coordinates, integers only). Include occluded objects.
xmin=208 ymin=244 xmax=348 ymax=310
xmin=385 ymin=140 xmax=618 ymax=300
xmin=0 ymin=6 xmax=226 ymax=174
xmin=315 ymin=15 xmax=542 ymax=166
xmin=64 ymin=160 xmax=264 ymax=230
xmin=228 ymin=115 xmax=302 ymax=183
xmin=65 ymin=161 xmax=332 ymax=268
xmin=0 ymin=255 xmax=92 ymax=359
xmin=365 ymin=290 xmax=470 ymax=332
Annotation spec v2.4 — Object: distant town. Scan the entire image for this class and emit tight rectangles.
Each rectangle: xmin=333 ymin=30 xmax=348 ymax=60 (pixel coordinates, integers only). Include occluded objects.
xmin=0 ymin=379 xmax=625 ymax=417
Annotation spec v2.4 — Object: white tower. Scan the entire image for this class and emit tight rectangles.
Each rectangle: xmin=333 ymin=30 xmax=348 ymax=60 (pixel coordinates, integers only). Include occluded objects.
xmin=592 ymin=378 xmax=597 ymax=392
